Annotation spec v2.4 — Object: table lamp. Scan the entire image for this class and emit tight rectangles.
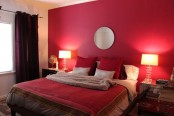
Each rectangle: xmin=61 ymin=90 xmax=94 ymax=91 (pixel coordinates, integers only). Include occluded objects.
xmin=59 ymin=50 xmax=71 ymax=71
xmin=141 ymin=54 xmax=158 ymax=83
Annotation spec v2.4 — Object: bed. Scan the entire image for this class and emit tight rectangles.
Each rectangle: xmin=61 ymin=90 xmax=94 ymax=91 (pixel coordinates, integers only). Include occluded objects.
xmin=7 ymin=57 xmax=139 ymax=116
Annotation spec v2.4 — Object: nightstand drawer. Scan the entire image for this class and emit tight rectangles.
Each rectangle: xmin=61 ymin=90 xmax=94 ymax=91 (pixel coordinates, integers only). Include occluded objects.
xmin=42 ymin=68 xmax=58 ymax=77
xmin=138 ymin=97 xmax=174 ymax=115
xmin=139 ymin=80 xmax=162 ymax=94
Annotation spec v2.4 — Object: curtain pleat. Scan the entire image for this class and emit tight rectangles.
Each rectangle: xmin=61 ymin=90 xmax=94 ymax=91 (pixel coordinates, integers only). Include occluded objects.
xmin=15 ymin=11 xmax=39 ymax=83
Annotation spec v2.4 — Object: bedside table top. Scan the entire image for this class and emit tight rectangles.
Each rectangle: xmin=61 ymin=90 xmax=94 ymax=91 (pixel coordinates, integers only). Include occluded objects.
xmin=42 ymin=68 xmax=69 ymax=72
xmin=43 ymin=68 xmax=59 ymax=71
xmin=141 ymin=79 xmax=156 ymax=86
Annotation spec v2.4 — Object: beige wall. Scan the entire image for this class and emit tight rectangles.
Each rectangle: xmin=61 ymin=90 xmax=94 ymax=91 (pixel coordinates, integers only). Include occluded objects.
xmin=0 ymin=0 xmax=56 ymax=98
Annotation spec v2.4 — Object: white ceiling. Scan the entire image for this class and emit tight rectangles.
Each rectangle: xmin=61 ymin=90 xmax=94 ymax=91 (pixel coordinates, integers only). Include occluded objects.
xmin=34 ymin=0 xmax=97 ymax=7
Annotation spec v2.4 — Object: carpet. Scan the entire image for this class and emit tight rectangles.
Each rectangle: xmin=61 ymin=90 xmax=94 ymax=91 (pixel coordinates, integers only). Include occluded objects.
xmin=0 ymin=99 xmax=10 ymax=116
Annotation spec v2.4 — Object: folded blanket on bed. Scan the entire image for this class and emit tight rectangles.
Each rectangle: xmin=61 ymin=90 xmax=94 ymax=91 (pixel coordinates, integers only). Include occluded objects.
xmin=46 ymin=72 xmax=116 ymax=90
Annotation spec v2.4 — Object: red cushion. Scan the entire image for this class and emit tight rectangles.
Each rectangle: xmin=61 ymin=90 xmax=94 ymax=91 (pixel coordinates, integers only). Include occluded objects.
xmin=75 ymin=56 xmax=97 ymax=75
xmin=98 ymin=57 xmax=123 ymax=79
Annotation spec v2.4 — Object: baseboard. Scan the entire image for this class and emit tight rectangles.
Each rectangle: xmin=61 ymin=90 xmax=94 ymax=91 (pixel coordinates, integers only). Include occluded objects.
xmin=0 ymin=95 xmax=7 ymax=101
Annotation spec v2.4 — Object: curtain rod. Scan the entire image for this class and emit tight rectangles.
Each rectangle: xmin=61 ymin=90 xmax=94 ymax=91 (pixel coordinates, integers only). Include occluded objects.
xmin=0 ymin=6 xmax=43 ymax=18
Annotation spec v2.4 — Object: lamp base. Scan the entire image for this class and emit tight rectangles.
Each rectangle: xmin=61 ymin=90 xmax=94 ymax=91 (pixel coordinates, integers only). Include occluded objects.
xmin=145 ymin=65 xmax=152 ymax=84
xmin=63 ymin=58 xmax=68 ymax=71
xmin=145 ymin=78 xmax=152 ymax=84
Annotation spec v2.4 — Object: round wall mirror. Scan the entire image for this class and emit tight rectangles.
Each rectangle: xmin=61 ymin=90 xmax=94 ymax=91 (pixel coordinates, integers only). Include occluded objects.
xmin=94 ymin=27 xmax=115 ymax=50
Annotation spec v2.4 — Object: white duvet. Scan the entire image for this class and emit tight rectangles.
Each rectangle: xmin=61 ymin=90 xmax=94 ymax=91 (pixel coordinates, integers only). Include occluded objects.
xmin=113 ymin=79 xmax=137 ymax=101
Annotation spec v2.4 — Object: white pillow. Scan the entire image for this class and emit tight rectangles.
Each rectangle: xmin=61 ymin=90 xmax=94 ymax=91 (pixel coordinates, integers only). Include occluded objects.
xmin=124 ymin=65 xmax=139 ymax=80
xmin=72 ymin=67 xmax=90 ymax=76
xmin=94 ymin=68 xmax=115 ymax=79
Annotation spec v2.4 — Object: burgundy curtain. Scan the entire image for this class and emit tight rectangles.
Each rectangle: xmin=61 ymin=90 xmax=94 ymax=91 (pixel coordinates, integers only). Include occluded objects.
xmin=15 ymin=11 xmax=39 ymax=83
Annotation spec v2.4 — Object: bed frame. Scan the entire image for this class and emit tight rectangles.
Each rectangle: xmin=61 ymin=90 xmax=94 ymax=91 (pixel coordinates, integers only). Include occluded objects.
xmin=8 ymin=96 xmax=138 ymax=116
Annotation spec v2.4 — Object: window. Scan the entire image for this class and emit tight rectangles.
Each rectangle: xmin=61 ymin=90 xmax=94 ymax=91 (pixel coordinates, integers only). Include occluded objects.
xmin=0 ymin=22 xmax=13 ymax=72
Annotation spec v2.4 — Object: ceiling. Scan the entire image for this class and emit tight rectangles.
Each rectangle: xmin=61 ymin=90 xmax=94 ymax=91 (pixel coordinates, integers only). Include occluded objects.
xmin=34 ymin=0 xmax=97 ymax=7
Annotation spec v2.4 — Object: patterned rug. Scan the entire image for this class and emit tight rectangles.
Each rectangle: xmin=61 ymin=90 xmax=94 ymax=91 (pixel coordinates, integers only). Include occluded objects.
xmin=0 ymin=99 xmax=11 ymax=116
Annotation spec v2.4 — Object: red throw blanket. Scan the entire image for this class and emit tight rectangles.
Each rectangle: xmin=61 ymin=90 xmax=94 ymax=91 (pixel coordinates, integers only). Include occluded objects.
xmin=14 ymin=78 xmax=127 ymax=116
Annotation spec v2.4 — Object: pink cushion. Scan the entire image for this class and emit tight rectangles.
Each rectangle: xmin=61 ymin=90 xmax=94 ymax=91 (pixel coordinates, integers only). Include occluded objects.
xmin=98 ymin=57 xmax=123 ymax=79
xmin=75 ymin=56 xmax=97 ymax=75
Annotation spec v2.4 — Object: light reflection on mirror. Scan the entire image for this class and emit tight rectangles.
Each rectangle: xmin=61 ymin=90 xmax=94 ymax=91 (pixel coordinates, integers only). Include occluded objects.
xmin=94 ymin=27 xmax=114 ymax=50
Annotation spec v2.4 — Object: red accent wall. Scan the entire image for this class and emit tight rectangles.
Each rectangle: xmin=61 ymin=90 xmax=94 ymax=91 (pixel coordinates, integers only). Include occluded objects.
xmin=48 ymin=0 xmax=174 ymax=82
